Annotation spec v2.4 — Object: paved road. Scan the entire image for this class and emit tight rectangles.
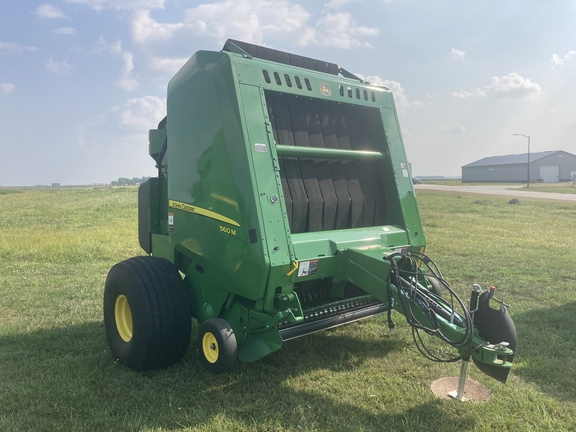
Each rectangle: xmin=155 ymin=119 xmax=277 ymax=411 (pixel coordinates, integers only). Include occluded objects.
xmin=414 ymin=184 xmax=576 ymax=202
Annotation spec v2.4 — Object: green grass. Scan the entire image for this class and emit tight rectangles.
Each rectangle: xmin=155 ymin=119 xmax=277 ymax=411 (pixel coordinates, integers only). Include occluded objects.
xmin=1 ymin=189 xmax=575 ymax=431
xmin=514 ymin=183 xmax=576 ymax=194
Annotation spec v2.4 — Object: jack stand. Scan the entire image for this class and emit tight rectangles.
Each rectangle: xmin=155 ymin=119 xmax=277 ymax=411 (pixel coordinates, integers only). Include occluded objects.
xmin=431 ymin=358 xmax=492 ymax=402
xmin=448 ymin=359 xmax=471 ymax=402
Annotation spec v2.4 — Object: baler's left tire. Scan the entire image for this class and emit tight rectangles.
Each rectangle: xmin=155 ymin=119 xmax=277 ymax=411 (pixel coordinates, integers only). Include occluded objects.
xmin=104 ymin=256 xmax=192 ymax=371
xmin=198 ymin=318 xmax=237 ymax=374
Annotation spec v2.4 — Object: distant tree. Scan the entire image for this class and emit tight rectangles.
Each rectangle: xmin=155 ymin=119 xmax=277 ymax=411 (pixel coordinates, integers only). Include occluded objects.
xmin=111 ymin=176 xmax=151 ymax=186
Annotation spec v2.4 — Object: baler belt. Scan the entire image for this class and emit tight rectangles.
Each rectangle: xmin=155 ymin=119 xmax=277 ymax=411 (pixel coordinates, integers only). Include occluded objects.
xmin=269 ymin=93 xmax=308 ymax=233
xmin=346 ymin=106 xmax=386 ymax=227
xmin=316 ymin=99 xmax=352 ymax=231
xmin=287 ymin=97 xmax=324 ymax=232
xmin=266 ymin=92 xmax=387 ymax=233
xmin=302 ymin=99 xmax=338 ymax=230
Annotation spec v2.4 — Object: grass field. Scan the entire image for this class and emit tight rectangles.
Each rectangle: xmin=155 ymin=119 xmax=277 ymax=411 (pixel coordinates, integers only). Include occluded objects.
xmin=1 ymin=188 xmax=575 ymax=431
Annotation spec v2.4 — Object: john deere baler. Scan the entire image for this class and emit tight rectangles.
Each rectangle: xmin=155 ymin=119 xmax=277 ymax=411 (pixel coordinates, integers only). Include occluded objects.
xmin=104 ymin=40 xmax=516 ymax=381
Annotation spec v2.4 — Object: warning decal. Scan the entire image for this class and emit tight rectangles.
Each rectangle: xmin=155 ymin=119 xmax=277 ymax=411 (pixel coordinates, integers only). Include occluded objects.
xmin=297 ymin=260 xmax=319 ymax=277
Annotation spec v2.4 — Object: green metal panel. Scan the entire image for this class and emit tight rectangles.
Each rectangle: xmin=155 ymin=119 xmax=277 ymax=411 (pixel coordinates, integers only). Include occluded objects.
xmin=148 ymin=128 xmax=165 ymax=160
xmin=158 ymin=51 xmax=270 ymax=322
xmin=379 ymin=107 xmax=426 ymax=247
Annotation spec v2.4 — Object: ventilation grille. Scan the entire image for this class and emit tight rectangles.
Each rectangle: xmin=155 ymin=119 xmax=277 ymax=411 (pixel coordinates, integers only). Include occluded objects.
xmin=262 ymin=69 xmax=377 ymax=102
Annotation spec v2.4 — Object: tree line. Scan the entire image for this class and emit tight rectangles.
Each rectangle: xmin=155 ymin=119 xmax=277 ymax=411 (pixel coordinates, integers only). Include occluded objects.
xmin=111 ymin=177 xmax=150 ymax=186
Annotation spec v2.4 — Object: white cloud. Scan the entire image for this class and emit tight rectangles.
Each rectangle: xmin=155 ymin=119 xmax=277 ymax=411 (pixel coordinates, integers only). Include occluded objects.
xmin=46 ymin=58 xmax=74 ymax=74
xmin=0 ymin=41 xmax=38 ymax=53
xmin=185 ymin=1 xmax=269 ymax=44
xmin=356 ymin=74 xmax=424 ymax=113
xmin=256 ymin=2 xmax=316 ymax=46
xmin=116 ymin=51 xmax=139 ymax=91
xmin=68 ymin=1 xmax=378 ymax=88
xmin=93 ymin=36 xmax=123 ymax=55
xmin=65 ymin=0 xmax=165 ymax=11
xmin=453 ymin=73 xmax=542 ymax=101
xmin=149 ymin=56 xmax=189 ymax=73
xmin=315 ymin=12 xmax=378 ymax=48
xmin=551 ymin=53 xmax=563 ymax=67
xmin=113 ymin=95 xmax=166 ymax=129
xmin=131 ymin=9 xmax=185 ymax=44
xmin=36 ymin=4 xmax=67 ymax=19
xmin=485 ymin=73 xmax=542 ymax=101
xmin=324 ymin=0 xmax=359 ymax=8
xmin=0 ymin=83 xmax=15 ymax=95
xmin=93 ymin=37 xmax=139 ymax=91
xmin=126 ymin=0 xmax=376 ymax=49
xmin=53 ymin=27 xmax=77 ymax=35
xmin=551 ymin=50 xmax=576 ymax=67
xmin=109 ymin=40 xmax=123 ymax=55
xmin=450 ymin=48 xmax=466 ymax=59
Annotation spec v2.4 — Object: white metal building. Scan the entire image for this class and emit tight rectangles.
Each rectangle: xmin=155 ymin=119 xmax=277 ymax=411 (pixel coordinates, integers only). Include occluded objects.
xmin=462 ymin=150 xmax=576 ymax=183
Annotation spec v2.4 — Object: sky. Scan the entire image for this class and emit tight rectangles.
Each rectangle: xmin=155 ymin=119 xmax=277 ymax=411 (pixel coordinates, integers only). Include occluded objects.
xmin=1 ymin=0 xmax=576 ymax=185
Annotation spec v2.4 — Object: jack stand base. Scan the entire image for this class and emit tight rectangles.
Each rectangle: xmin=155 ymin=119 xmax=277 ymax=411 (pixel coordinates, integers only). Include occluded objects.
xmin=448 ymin=388 xmax=472 ymax=402
xmin=431 ymin=359 xmax=491 ymax=402
xmin=431 ymin=377 xmax=492 ymax=402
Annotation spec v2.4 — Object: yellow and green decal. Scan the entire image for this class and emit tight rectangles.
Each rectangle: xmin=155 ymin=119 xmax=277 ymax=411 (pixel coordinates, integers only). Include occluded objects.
xmin=169 ymin=200 xmax=241 ymax=227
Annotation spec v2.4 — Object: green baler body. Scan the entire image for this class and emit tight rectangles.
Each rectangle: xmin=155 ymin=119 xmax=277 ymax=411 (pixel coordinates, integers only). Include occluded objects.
xmin=142 ymin=41 xmax=511 ymax=371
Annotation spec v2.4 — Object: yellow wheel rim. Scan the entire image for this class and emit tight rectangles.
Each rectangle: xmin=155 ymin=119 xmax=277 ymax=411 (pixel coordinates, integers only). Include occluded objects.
xmin=114 ymin=295 xmax=133 ymax=342
xmin=202 ymin=332 xmax=219 ymax=364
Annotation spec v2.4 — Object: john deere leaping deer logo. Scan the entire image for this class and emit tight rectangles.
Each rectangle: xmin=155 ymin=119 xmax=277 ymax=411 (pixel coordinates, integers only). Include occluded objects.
xmin=320 ymin=83 xmax=331 ymax=96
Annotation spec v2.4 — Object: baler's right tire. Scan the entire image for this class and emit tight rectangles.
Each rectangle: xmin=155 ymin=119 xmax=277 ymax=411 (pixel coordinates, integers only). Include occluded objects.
xmin=197 ymin=318 xmax=237 ymax=374
xmin=104 ymin=256 xmax=192 ymax=371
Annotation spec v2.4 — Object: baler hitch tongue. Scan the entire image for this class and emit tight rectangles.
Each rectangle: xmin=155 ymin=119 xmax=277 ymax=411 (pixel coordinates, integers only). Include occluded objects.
xmin=469 ymin=284 xmax=518 ymax=383
xmin=334 ymin=249 xmax=517 ymax=383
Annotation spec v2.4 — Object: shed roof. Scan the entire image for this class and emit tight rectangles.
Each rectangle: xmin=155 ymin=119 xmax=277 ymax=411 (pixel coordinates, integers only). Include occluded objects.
xmin=463 ymin=150 xmax=564 ymax=168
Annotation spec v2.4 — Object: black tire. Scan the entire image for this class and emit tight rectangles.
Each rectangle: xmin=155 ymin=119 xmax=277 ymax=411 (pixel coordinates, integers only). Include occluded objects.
xmin=197 ymin=318 xmax=237 ymax=374
xmin=104 ymin=256 xmax=192 ymax=371
xmin=425 ymin=275 xmax=443 ymax=297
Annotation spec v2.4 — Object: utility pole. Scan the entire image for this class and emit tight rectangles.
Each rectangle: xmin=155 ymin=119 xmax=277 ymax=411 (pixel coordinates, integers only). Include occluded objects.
xmin=512 ymin=134 xmax=530 ymax=187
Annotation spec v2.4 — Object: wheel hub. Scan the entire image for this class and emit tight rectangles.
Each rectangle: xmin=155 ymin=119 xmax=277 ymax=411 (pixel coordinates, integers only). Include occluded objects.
xmin=202 ymin=332 xmax=219 ymax=363
xmin=114 ymin=294 xmax=133 ymax=342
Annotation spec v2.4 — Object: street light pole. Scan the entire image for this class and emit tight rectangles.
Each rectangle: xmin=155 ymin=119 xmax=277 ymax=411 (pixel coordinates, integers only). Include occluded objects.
xmin=512 ymin=134 xmax=531 ymax=188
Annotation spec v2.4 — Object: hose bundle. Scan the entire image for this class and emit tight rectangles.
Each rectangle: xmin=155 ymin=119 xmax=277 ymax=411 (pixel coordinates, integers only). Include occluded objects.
xmin=386 ymin=252 xmax=481 ymax=363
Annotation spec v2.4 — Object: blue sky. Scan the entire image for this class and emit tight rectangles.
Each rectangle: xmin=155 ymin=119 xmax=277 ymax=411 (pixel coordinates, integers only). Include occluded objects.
xmin=1 ymin=0 xmax=575 ymax=185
